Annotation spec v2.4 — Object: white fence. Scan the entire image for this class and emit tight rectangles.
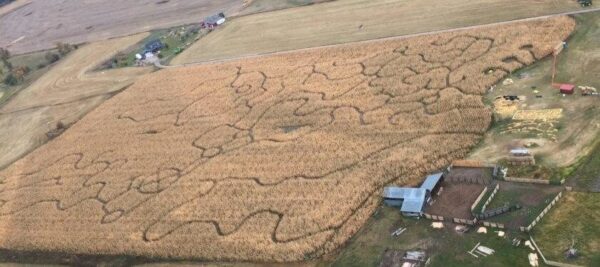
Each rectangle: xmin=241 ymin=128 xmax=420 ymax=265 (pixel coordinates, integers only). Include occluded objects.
xmin=480 ymin=183 xmax=500 ymax=213
xmin=423 ymin=213 xmax=444 ymax=221
xmin=470 ymin=186 xmax=489 ymax=212
xmin=520 ymin=191 xmax=563 ymax=232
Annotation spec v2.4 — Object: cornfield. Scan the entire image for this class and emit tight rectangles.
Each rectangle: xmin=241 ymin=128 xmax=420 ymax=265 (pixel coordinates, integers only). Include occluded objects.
xmin=0 ymin=16 xmax=574 ymax=261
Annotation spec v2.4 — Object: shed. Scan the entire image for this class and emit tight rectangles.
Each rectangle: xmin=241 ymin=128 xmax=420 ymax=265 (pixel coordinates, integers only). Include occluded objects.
xmin=421 ymin=172 xmax=443 ymax=192
xmin=383 ymin=187 xmax=427 ymax=217
xmin=559 ymin=83 xmax=575 ymax=94
xmin=400 ymin=188 xmax=426 ymax=216
xmin=202 ymin=12 xmax=226 ymax=29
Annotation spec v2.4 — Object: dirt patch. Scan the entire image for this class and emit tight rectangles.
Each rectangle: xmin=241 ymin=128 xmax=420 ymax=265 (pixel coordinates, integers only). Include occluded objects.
xmin=426 ymin=182 xmax=485 ymax=219
xmin=446 ymin=167 xmax=494 ymax=185
xmin=379 ymin=250 xmax=406 ymax=267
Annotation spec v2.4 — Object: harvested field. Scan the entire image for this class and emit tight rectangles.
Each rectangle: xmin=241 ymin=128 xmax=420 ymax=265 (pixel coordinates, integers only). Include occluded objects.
xmin=426 ymin=182 xmax=485 ymax=219
xmin=0 ymin=17 xmax=574 ymax=261
xmin=0 ymin=33 xmax=152 ymax=169
xmin=0 ymin=0 xmax=243 ymax=54
xmin=172 ymin=0 xmax=585 ymax=64
xmin=512 ymin=108 xmax=563 ymax=121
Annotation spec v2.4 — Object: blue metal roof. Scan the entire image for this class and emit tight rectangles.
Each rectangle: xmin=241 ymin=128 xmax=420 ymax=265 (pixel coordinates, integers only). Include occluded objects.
xmin=400 ymin=188 xmax=426 ymax=213
xmin=384 ymin=187 xmax=426 ymax=213
xmin=383 ymin=187 xmax=410 ymax=199
xmin=421 ymin=172 xmax=443 ymax=192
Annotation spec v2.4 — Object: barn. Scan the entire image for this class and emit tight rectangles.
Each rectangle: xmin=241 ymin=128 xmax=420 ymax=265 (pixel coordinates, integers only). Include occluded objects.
xmin=383 ymin=172 xmax=444 ymax=217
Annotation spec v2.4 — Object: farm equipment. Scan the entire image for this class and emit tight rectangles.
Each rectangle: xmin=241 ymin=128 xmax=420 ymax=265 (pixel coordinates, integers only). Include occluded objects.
xmin=580 ymin=86 xmax=598 ymax=96
xmin=578 ymin=0 xmax=593 ymax=7
xmin=551 ymin=41 xmax=568 ymax=88
xmin=564 ymin=238 xmax=579 ymax=259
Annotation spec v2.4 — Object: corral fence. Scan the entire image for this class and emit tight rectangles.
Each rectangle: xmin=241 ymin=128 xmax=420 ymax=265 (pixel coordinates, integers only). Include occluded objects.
xmin=520 ymin=191 xmax=564 ymax=232
xmin=450 ymin=160 xmax=496 ymax=169
xmin=480 ymin=183 xmax=500 ymax=213
xmin=503 ymin=175 xmax=566 ymax=185
xmin=504 ymin=177 xmax=551 ymax=184
xmin=529 ymin=236 xmax=583 ymax=267
xmin=446 ymin=175 xmax=490 ymax=185
xmin=470 ymin=186 xmax=489 ymax=212
xmin=481 ymin=221 xmax=505 ymax=229
xmin=452 ymin=217 xmax=477 ymax=225
xmin=475 ymin=204 xmax=520 ymax=220
xmin=422 ymin=213 xmax=444 ymax=221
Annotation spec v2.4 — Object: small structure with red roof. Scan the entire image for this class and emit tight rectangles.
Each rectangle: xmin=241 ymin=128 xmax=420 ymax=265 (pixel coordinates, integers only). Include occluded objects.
xmin=559 ymin=83 xmax=575 ymax=94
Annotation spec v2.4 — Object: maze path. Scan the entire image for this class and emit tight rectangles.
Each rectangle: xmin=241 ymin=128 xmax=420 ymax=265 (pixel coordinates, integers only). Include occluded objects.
xmin=0 ymin=16 xmax=574 ymax=261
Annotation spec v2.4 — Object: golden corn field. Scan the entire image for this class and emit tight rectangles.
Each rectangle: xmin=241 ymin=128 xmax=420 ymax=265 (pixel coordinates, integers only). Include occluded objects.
xmin=0 ymin=17 xmax=574 ymax=261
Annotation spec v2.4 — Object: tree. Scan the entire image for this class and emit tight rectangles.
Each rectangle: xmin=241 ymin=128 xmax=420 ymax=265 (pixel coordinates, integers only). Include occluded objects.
xmin=4 ymin=74 xmax=18 ymax=86
xmin=56 ymin=42 xmax=74 ymax=56
xmin=0 ymin=47 xmax=9 ymax=61
xmin=45 ymin=52 xmax=60 ymax=64
xmin=0 ymin=47 xmax=11 ymax=71
xmin=10 ymin=65 xmax=30 ymax=83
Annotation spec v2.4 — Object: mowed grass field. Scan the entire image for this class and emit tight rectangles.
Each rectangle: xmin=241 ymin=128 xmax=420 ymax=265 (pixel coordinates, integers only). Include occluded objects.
xmin=172 ymin=0 xmax=587 ymax=64
xmin=0 ymin=18 xmax=573 ymax=262
xmin=327 ymin=206 xmax=532 ymax=267
xmin=0 ymin=0 xmax=243 ymax=54
xmin=533 ymin=192 xmax=600 ymax=266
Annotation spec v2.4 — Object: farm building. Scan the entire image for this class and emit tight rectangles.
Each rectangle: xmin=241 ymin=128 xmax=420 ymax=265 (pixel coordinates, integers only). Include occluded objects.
xmin=383 ymin=172 xmax=444 ymax=217
xmin=201 ymin=12 xmax=226 ymax=29
xmin=144 ymin=39 xmax=164 ymax=53
xmin=559 ymin=83 xmax=575 ymax=94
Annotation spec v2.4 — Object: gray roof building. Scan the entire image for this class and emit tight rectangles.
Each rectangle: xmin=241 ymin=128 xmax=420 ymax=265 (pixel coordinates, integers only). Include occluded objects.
xmin=383 ymin=172 xmax=444 ymax=216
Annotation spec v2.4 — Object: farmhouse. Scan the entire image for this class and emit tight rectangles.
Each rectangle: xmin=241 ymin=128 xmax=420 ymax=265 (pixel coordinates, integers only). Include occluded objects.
xmin=383 ymin=173 xmax=444 ymax=217
xmin=201 ymin=12 xmax=226 ymax=29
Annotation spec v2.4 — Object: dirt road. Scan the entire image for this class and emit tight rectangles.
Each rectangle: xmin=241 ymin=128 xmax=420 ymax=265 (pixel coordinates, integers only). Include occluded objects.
xmin=0 ymin=0 xmax=243 ymax=54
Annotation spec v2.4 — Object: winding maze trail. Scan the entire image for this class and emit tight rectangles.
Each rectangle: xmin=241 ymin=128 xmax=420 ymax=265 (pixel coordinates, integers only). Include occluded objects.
xmin=0 ymin=17 xmax=574 ymax=261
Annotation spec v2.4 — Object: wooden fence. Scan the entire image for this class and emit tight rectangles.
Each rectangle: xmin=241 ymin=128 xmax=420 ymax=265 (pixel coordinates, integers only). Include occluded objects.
xmin=450 ymin=160 xmax=496 ymax=168
xmin=529 ymin=236 xmax=583 ymax=267
xmin=422 ymin=213 xmax=444 ymax=221
xmin=482 ymin=221 xmax=504 ymax=229
xmin=480 ymin=183 xmax=500 ymax=213
xmin=504 ymin=177 xmax=550 ymax=184
xmin=452 ymin=217 xmax=477 ymax=225
xmin=520 ymin=191 xmax=563 ymax=232
xmin=470 ymin=186 xmax=489 ymax=212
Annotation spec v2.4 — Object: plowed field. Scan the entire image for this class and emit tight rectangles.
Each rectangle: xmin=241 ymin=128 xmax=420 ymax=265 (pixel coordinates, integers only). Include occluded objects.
xmin=0 ymin=17 xmax=574 ymax=261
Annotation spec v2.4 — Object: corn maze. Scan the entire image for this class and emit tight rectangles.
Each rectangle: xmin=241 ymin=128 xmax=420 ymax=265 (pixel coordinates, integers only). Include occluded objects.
xmin=0 ymin=17 xmax=574 ymax=261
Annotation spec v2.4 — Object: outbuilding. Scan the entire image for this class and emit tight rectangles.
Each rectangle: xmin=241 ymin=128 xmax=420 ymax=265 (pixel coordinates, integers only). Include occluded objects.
xmin=383 ymin=172 xmax=444 ymax=217
xmin=559 ymin=83 xmax=575 ymax=94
